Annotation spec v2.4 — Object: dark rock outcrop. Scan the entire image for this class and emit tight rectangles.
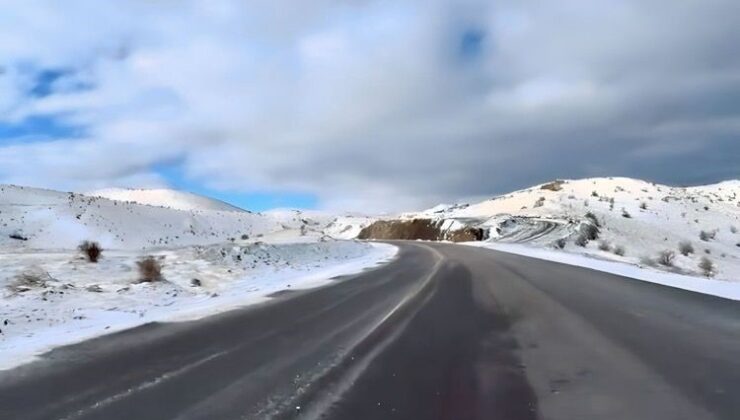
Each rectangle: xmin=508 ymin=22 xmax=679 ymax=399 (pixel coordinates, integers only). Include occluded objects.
xmin=357 ymin=218 xmax=486 ymax=242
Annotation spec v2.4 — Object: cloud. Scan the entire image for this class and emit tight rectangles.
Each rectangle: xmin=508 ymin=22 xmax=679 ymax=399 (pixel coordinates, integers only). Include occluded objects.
xmin=0 ymin=0 xmax=738 ymax=211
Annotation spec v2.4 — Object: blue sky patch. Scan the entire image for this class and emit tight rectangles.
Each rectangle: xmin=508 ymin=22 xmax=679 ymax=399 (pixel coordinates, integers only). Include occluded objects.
xmin=155 ymin=162 xmax=318 ymax=211
xmin=0 ymin=115 xmax=84 ymax=144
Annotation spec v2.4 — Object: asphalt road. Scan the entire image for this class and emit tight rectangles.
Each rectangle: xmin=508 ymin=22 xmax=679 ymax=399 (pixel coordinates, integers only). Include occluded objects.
xmin=1 ymin=242 xmax=738 ymax=420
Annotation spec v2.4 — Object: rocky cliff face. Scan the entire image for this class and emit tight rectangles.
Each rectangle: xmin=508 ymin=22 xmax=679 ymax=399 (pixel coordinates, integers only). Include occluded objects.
xmin=357 ymin=219 xmax=487 ymax=242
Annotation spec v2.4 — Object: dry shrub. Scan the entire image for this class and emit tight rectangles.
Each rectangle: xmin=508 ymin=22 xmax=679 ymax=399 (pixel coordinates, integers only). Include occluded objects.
xmin=699 ymin=230 xmax=716 ymax=242
xmin=580 ymin=222 xmax=600 ymax=241
xmin=574 ymin=234 xmax=589 ymax=247
xmin=584 ymin=212 xmax=601 ymax=228
xmin=8 ymin=269 xmax=52 ymax=293
xmin=699 ymin=257 xmax=715 ymax=277
xmin=613 ymin=245 xmax=626 ymax=256
xmin=78 ymin=241 xmax=102 ymax=263
xmin=658 ymin=250 xmax=675 ymax=266
xmin=598 ymin=240 xmax=611 ymax=251
xmin=678 ymin=241 xmax=694 ymax=256
xmin=137 ymin=257 xmax=163 ymax=282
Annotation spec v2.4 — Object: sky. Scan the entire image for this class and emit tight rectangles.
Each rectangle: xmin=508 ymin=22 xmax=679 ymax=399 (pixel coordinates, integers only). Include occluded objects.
xmin=0 ymin=0 xmax=738 ymax=212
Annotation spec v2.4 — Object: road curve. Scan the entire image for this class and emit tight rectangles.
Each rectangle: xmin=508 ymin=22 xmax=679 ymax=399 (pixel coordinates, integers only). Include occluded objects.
xmin=1 ymin=242 xmax=738 ymax=420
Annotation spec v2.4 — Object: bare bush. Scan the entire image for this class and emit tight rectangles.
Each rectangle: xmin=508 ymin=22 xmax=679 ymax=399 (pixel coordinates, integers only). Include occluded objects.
xmin=137 ymin=257 xmax=163 ymax=282
xmin=621 ymin=208 xmax=632 ymax=218
xmin=731 ymin=225 xmax=738 ymax=234
xmin=574 ymin=234 xmax=589 ymax=247
xmin=78 ymin=241 xmax=102 ymax=263
xmin=598 ymin=240 xmax=611 ymax=251
xmin=553 ymin=238 xmax=567 ymax=249
xmin=639 ymin=202 xmax=647 ymax=210
xmin=584 ymin=211 xmax=601 ymax=227
xmin=678 ymin=241 xmax=694 ymax=256
xmin=613 ymin=245 xmax=626 ymax=256
xmin=580 ymin=222 xmax=600 ymax=241
xmin=699 ymin=230 xmax=716 ymax=242
xmin=657 ymin=250 xmax=675 ymax=266
xmin=699 ymin=257 xmax=715 ymax=277
xmin=8 ymin=269 xmax=52 ymax=293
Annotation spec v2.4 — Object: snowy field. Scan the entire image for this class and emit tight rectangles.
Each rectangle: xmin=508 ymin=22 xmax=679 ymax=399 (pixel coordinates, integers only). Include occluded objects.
xmin=0 ymin=240 xmax=396 ymax=370
xmin=0 ymin=185 xmax=395 ymax=370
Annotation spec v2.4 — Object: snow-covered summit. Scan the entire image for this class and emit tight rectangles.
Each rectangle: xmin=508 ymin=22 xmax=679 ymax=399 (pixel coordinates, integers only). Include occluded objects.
xmin=87 ymin=188 xmax=244 ymax=212
xmin=0 ymin=184 xmax=278 ymax=250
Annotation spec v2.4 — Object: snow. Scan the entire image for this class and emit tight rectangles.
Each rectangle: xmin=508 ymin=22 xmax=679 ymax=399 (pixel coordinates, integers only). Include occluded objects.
xmin=0 ymin=184 xmax=399 ymax=370
xmin=87 ymin=187 xmax=245 ymax=212
xmin=324 ymin=215 xmax=377 ymax=240
xmin=0 ymin=240 xmax=397 ymax=370
xmin=409 ymin=177 xmax=740 ymax=282
xmin=466 ymin=242 xmax=740 ymax=301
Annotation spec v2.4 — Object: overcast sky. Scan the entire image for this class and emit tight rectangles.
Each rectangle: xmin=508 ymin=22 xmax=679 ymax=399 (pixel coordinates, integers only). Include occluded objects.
xmin=0 ymin=0 xmax=738 ymax=211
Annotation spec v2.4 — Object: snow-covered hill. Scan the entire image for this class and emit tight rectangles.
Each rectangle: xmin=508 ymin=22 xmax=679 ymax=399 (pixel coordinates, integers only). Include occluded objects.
xmin=87 ymin=188 xmax=245 ymax=212
xmin=0 ymin=185 xmax=280 ymax=250
xmin=406 ymin=177 xmax=740 ymax=281
xmin=0 ymin=184 xmax=398 ymax=369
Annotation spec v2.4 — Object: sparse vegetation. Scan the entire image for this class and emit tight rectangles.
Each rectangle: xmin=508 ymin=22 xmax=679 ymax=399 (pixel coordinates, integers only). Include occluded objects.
xmin=699 ymin=230 xmax=716 ymax=242
xmin=580 ymin=221 xmax=600 ymax=241
xmin=137 ymin=257 xmax=163 ymax=282
xmin=584 ymin=211 xmax=601 ymax=227
xmin=78 ymin=240 xmax=102 ymax=263
xmin=553 ymin=238 xmax=567 ymax=249
xmin=731 ymin=225 xmax=738 ymax=234
xmin=574 ymin=234 xmax=589 ymax=247
xmin=8 ymin=270 xmax=51 ymax=293
xmin=613 ymin=245 xmax=626 ymax=256
xmin=657 ymin=250 xmax=675 ymax=266
xmin=699 ymin=257 xmax=715 ymax=277
xmin=639 ymin=202 xmax=647 ymax=210
xmin=598 ymin=240 xmax=611 ymax=251
xmin=678 ymin=241 xmax=694 ymax=256
xmin=621 ymin=208 xmax=632 ymax=218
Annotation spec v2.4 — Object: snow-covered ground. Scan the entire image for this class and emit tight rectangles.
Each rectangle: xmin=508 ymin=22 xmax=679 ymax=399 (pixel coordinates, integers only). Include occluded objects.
xmin=0 ymin=241 xmax=396 ymax=370
xmin=87 ymin=187 xmax=245 ymax=212
xmin=406 ymin=177 xmax=740 ymax=286
xmin=0 ymin=185 xmax=397 ymax=370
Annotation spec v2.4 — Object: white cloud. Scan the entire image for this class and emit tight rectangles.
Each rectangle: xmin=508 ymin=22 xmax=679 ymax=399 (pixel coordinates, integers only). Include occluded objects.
xmin=0 ymin=0 xmax=738 ymax=211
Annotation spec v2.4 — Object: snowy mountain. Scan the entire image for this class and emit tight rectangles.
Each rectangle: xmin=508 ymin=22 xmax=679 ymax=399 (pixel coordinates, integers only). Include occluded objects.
xmin=87 ymin=188 xmax=245 ymax=212
xmin=403 ymin=177 xmax=740 ymax=281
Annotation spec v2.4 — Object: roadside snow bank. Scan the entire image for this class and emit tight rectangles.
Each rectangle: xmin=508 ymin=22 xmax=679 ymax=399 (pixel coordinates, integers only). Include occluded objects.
xmin=0 ymin=241 xmax=397 ymax=370
xmin=468 ymin=242 xmax=740 ymax=301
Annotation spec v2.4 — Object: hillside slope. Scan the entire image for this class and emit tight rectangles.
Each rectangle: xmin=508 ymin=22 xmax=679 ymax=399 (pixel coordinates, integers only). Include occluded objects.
xmin=87 ymin=188 xmax=244 ymax=212
xmin=384 ymin=177 xmax=740 ymax=281
xmin=0 ymin=185 xmax=279 ymax=250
